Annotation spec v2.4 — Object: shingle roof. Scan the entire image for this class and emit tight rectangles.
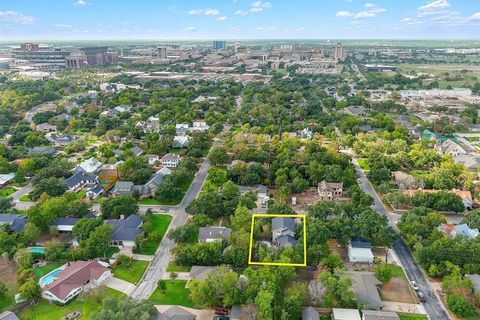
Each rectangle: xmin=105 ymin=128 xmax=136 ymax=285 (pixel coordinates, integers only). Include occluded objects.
xmin=302 ymin=307 xmax=320 ymax=320
xmin=350 ymin=237 xmax=372 ymax=249
xmin=159 ymin=306 xmax=196 ymax=320
xmin=0 ymin=213 xmax=27 ymax=233
xmin=198 ymin=227 xmax=231 ymax=241
xmin=64 ymin=172 xmax=97 ymax=189
xmin=43 ymin=261 xmax=109 ymax=301
xmin=272 ymin=217 xmax=295 ymax=232
xmin=104 ymin=215 xmax=143 ymax=241
xmin=348 ymin=272 xmax=383 ymax=310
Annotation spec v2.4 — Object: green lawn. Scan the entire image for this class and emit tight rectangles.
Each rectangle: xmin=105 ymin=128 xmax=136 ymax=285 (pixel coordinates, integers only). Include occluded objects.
xmin=138 ymin=198 xmax=163 ymax=205
xmin=33 ymin=262 xmax=63 ymax=280
xmin=398 ymin=313 xmax=428 ymax=320
xmin=112 ymin=260 xmax=149 ymax=284
xmin=138 ymin=214 xmax=172 ymax=255
xmin=19 ymin=194 xmax=32 ymax=202
xmin=0 ymin=290 xmax=15 ymax=313
xmin=168 ymin=148 xmax=184 ymax=154
xmin=17 ymin=288 xmax=124 ymax=320
xmin=148 ymin=280 xmax=195 ymax=308
xmin=357 ymin=158 xmax=370 ymax=171
xmin=0 ymin=187 xmax=16 ymax=197
xmin=389 ymin=264 xmax=407 ymax=279
xmin=166 ymin=260 xmax=192 ymax=273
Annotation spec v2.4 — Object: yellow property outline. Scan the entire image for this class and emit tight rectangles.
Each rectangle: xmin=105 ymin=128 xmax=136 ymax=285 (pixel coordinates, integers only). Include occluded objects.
xmin=248 ymin=214 xmax=307 ymax=267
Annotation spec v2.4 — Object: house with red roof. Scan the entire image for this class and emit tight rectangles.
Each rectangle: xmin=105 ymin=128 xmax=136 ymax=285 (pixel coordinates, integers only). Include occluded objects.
xmin=41 ymin=260 xmax=111 ymax=304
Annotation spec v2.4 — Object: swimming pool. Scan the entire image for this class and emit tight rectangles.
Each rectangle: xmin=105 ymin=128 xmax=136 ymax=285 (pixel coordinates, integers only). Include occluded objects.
xmin=30 ymin=247 xmax=45 ymax=254
xmin=40 ymin=269 xmax=62 ymax=287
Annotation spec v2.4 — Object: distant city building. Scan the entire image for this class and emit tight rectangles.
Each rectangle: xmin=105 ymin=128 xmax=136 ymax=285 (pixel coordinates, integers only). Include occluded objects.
xmin=20 ymin=43 xmax=39 ymax=51
xmin=213 ymin=40 xmax=227 ymax=51
xmin=79 ymin=46 xmax=118 ymax=66
xmin=13 ymin=43 xmax=70 ymax=70
xmin=157 ymin=46 xmax=167 ymax=59
xmin=333 ymin=43 xmax=345 ymax=61
xmin=65 ymin=55 xmax=88 ymax=69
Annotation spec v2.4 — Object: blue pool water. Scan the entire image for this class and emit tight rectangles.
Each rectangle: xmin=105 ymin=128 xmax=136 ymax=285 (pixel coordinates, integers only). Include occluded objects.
xmin=40 ymin=269 xmax=62 ymax=287
xmin=30 ymin=247 xmax=45 ymax=254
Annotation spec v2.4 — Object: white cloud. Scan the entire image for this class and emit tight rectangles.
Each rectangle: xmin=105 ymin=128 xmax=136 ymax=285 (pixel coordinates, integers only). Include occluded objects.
xmin=216 ymin=16 xmax=227 ymax=21
xmin=364 ymin=3 xmax=376 ymax=8
xmin=402 ymin=17 xmax=413 ymax=22
xmin=184 ymin=26 xmax=197 ymax=32
xmin=54 ymin=23 xmax=73 ymax=28
xmin=235 ymin=1 xmax=272 ymax=16
xmin=418 ymin=1 xmax=450 ymax=11
xmin=336 ymin=11 xmax=354 ymax=17
xmin=355 ymin=11 xmax=376 ymax=18
xmin=417 ymin=9 xmax=448 ymax=17
xmin=75 ymin=0 xmax=87 ymax=6
xmin=0 ymin=11 xmax=35 ymax=24
xmin=468 ymin=12 xmax=480 ymax=20
xmin=188 ymin=8 xmax=220 ymax=16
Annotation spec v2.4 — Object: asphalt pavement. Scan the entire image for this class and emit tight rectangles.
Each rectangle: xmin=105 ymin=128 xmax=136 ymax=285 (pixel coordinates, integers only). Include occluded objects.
xmin=129 ymin=157 xmax=211 ymax=300
xmin=352 ymin=159 xmax=450 ymax=320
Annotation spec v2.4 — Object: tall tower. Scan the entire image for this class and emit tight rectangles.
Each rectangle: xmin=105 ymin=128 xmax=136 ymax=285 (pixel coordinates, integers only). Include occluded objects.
xmin=333 ymin=43 xmax=345 ymax=61
xmin=157 ymin=46 xmax=167 ymax=59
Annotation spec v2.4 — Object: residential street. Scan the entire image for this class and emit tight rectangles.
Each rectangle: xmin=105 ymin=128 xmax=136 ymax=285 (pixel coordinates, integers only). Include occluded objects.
xmin=129 ymin=157 xmax=211 ymax=301
xmin=352 ymin=159 xmax=450 ymax=320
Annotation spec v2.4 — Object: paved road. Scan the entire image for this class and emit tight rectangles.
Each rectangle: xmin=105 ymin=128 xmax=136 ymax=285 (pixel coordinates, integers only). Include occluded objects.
xmin=10 ymin=184 xmax=35 ymax=210
xmin=130 ymin=157 xmax=211 ymax=300
xmin=352 ymin=159 xmax=450 ymax=320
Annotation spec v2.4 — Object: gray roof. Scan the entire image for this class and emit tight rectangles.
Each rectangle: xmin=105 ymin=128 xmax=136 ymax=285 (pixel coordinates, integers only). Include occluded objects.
xmin=113 ymin=181 xmax=134 ymax=195
xmin=132 ymin=146 xmax=144 ymax=156
xmin=351 ymin=237 xmax=372 ymax=249
xmin=162 ymin=153 xmax=180 ymax=161
xmin=64 ymin=172 xmax=97 ymax=189
xmin=145 ymin=173 xmax=165 ymax=191
xmin=302 ymin=307 xmax=319 ymax=320
xmin=272 ymin=217 xmax=295 ymax=232
xmin=88 ymin=183 xmax=104 ymax=194
xmin=230 ymin=305 xmax=242 ymax=320
xmin=158 ymin=306 xmax=196 ymax=320
xmin=0 ymin=213 xmax=27 ymax=233
xmin=28 ymin=146 xmax=57 ymax=156
xmin=198 ymin=227 xmax=231 ymax=242
xmin=105 ymin=214 xmax=143 ymax=242
xmin=362 ymin=310 xmax=400 ymax=320
xmin=189 ymin=266 xmax=217 ymax=281
xmin=0 ymin=311 xmax=20 ymax=320
xmin=348 ymin=272 xmax=383 ymax=310
xmin=276 ymin=234 xmax=297 ymax=247
xmin=53 ymin=217 xmax=81 ymax=227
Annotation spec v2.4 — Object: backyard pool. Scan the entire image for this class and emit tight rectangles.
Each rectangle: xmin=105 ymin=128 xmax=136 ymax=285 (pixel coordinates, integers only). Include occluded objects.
xmin=40 ymin=268 xmax=62 ymax=287
xmin=30 ymin=247 xmax=45 ymax=254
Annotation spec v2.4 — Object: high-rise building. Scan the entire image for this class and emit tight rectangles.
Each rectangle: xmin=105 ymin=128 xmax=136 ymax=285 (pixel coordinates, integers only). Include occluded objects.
xmin=333 ymin=43 xmax=346 ymax=61
xmin=157 ymin=46 xmax=167 ymax=59
xmin=13 ymin=43 xmax=70 ymax=70
xmin=213 ymin=41 xmax=227 ymax=51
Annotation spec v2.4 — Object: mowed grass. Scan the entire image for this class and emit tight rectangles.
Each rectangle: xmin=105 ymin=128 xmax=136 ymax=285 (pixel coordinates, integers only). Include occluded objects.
xmin=0 ymin=187 xmax=16 ymax=197
xmin=398 ymin=313 xmax=428 ymax=320
xmin=17 ymin=288 xmax=125 ymax=320
xmin=19 ymin=194 xmax=32 ymax=202
xmin=166 ymin=260 xmax=192 ymax=273
xmin=33 ymin=262 xmax=63 ymax=280
xmin=112 ymin=260 xmax=149 ymax=284
xmin=138 ymin=214 xmax=172 ymax=255
xmin=148 ymin=280 xmax=195 ymax=308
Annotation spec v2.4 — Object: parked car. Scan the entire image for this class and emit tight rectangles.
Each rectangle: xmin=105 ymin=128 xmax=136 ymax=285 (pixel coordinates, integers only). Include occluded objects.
xmin=411 ymin=280 xmax=419 ymax=291
xmin=417 ymin=290 xmax=426 ymax=303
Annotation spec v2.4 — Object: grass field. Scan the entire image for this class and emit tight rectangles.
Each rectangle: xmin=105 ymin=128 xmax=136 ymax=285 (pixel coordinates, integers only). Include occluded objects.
xmin=148 ymin=280 xmax=194 ymax=308
xmin=138 ymin=198 xmax=163 ymax=205
xmin=0 ymin=187 xmax=16 ymax=197
xmin=33 ymin=262 xmax=63 ymax=280
xmin=398 ymin=313 xmax=428 ymax=320
xmin=17 ymin=288 xmax=124 ymax=320
xmin=166 ymin=260 xmax=192 ymax=273
xmin=138 ymin=214 xmax=172 ymax=255
xmin=19 ymin=194 xmax=32 ymax=202
xmin=357 ymin=158 xmax=370 ymax=171
xmin=112 ymin=260 xmax=149 ymax=284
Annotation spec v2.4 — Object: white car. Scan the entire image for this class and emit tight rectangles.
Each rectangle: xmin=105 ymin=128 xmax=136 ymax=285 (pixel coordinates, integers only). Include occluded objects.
xmin=411 ymin=280 xmax=419 ymax=291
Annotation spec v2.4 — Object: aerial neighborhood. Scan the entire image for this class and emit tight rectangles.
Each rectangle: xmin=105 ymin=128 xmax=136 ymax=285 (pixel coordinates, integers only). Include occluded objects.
xmin=2 ymin=3 xmax=480 ymax=319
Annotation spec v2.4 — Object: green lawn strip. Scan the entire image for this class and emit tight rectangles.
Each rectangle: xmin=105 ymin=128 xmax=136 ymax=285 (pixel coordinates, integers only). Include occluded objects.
xmin=148 ymin=280 xmax=195 ymax=308
xmin=33 ymin=262 xmax=63 ymax=280
xmin=19 ymin=194 xmax=32 ymax=202
xmin=17 ymin=288 xmax=125 ymax=320
xmin=0 ymin=290 xmax=15 ymax=312
xmin=166 ymin=260 xmax=192 ymax=273
xmin=138 ymin=214 xmax=172 ymax=255
xmin=398 ymin=313 xmax=428 ymax=320
xmin=138 ymin=198 xmax=162 ymax=205
xmin=168 ymin=148 xmax=184 ymax=154
xmin=389 ymin=264 xmax=407 ymax=279
xmin=0 ymin=187 xmax=16 ymax=197
xmin=112 ymin=260 xmax=149 ymax=284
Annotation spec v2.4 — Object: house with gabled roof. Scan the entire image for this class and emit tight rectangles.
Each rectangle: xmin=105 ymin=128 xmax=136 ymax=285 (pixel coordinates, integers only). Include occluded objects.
xmin=64 ymin=172 xmax=98 ymax=193
xmin=318 ymin=180 xmax=343 ymax=200
xmin=0 ymin=213 xmax=28 ymax=233
xmin=272 ymin=217 xmax=297 ymax=248
xmin=198 ymin=227 xmax=231 ymax=243
xmin=41 ymin=260 xmax=111 ymax=304
xmin=348 ymin=237 xmax=374 ymax=263
xmin=76 ymin=157 xmax=102 ymax=174
xmin=104 ymin=214 xmax=144 ymax=247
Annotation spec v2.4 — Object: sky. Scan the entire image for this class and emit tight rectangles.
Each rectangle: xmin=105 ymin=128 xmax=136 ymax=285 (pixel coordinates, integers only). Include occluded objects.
xmin=1 ymin=0 xmax=480 ymax=40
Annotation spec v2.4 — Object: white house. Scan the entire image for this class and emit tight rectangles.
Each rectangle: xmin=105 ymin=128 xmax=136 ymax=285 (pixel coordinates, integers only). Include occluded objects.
xmin=173 ymin=135 xmax=190 ymax=148
xmin=436 ymin=139 xmax=468 ymax=157
xmin=198 ymin=227 xmax=232 ymax=243
xmin=77 ymin=158 xmax=102 ymax=174
xmin=41 ymin=261 xmax=111 ymax=304
xmin=191 ymin=119 xmax=209 ymax=132
xmin=348 ymin=238 xmax=374 ymax=263
xmin=161 ymin=153 xmax=180 ymax=168
xmin=0 ymin=173 xmax=15 ymax=187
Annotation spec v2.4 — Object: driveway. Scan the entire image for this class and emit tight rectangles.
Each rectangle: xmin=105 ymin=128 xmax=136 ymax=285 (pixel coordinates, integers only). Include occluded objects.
xmin=105 ymin=276 xmax=136 ymax=295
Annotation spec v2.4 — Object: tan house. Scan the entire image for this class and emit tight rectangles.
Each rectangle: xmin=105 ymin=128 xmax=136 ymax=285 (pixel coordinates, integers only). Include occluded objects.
xmin=318 ymin=180 xmax=343 ymax=200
